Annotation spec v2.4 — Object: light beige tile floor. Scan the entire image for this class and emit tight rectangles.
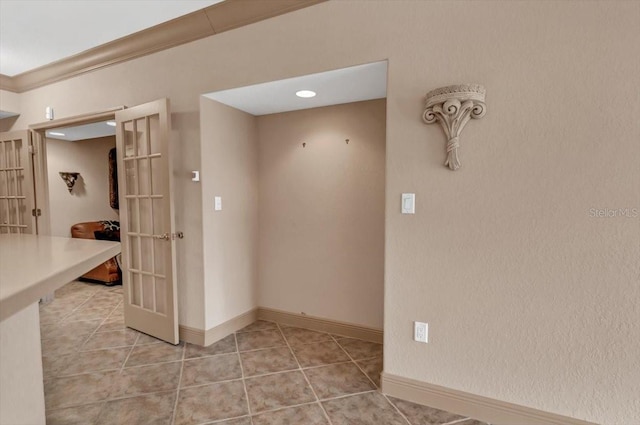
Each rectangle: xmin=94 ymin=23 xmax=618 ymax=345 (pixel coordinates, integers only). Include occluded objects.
xmin=41 ymin=280 xmax=489 ymax=425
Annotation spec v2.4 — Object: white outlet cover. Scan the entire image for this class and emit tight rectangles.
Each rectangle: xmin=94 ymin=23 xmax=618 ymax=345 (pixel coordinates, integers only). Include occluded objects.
xmin=214 ymin=196 xmax=222 ymax=211
xmin=414 ymin=321 xmax=428 ymax=343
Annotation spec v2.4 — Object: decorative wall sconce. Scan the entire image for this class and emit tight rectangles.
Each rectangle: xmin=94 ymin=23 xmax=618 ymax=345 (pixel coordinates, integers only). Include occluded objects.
xmin=59 ymin=172 xmax=80 ymax=193
xmin=422 ymin=84 xmax=486 ymax=170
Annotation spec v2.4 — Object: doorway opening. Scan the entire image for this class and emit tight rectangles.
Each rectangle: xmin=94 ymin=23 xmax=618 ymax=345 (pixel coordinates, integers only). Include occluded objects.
xmin=28 ymin=107 xmax=123 ymax=236
xmin=45 ymin=119 xmax=122 ymax=285
xmin=200 ymin=60 xmax=388 ymax=334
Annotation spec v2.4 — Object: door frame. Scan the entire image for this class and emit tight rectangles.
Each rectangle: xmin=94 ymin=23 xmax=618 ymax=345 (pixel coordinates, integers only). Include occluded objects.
xmin=28 ymin=107 xmax=125 ymax=235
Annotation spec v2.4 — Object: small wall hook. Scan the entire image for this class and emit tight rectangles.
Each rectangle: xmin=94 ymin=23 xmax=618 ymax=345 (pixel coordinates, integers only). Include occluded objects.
xmin=345 ymin=139 xmax=350 ymax=144
xmin=302 ymin=142 xmax=306 ymax=148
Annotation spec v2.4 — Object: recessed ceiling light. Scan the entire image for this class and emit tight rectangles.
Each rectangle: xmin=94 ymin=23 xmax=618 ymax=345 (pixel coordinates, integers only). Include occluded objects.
xmin=106 ymin=121 xmax=116 ymax=127
xmin=48 ymin=131 xmax=65 ymax=137
xmin=296 ymin=90 xmax=316 ymax=98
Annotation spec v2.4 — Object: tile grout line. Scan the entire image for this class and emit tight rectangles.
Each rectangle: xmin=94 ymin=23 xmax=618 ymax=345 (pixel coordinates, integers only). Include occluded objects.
xmin=47 ymin=387 xmax=180 ymax=413
xmin=42 ymin=283 xmax=185 ymax=418
xmin=41 ymin=283 xmax=117 ymax=417
xmin=47 ymin=353 xmax=185 ymax=384
xmin=47 ymin=351 xmax=182 ymax=412
xmin=330 ymin=334 xmax=380 ymax=390
xmin=42 ymin=294 xmax=125 ymax=377
xmin=234 ymin=320 xmax=278 ymax=335
xmin=40 ymin=318 xmax=108 ymax=342
xmin=276 ymin=323 xmax=335 ymax=425
xmin=169 ymin=341 xmax=187 ymax=425
xmin=442 ymin=418 xmax=475 ymax=425
xmin=248 ymin=400 xmax=322 ymax=419
xmin=329 ymin=334 xmax=411 ymax=424
xmin=381 ymin=393 xmax=414 ymax=425
xmin=318 ymin=388 xmax=377 ymax=403
xmin=234 ymin=332 xmax=254 ymax=424
xmin=119 ymin=332 xmax=140 ymax=373
xmin=77 ymin=299 xmax=125 ymax=352
xmin=46 ymin=285 xmax=101 ymax=323
xmin=60 ymin=291 xmax=120 ymax=324
xmin=198 ymin=414 xmax=252 ymax=424
xmin=164 ymin=376 xmax=244 ymax=392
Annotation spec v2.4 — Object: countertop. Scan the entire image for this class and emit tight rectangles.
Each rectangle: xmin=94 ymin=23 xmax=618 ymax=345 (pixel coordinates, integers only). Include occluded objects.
xmin=0 ymin=234 xmax=121 ymax=321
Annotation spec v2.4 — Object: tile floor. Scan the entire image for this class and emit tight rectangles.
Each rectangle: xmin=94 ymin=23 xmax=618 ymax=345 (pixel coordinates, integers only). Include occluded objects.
xmin=40 ymin=280 xmax=488 ymax=425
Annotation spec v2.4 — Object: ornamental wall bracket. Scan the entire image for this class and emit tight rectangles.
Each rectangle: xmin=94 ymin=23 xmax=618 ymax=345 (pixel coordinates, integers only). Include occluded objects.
xmin=59 ymin=172 xmax=80 ymax=193
xmin=422 ymin=84 xmax=486 ymax=171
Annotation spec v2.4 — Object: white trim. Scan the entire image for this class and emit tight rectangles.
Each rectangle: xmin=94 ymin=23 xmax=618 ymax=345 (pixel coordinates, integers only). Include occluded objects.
xmin=257 ymin=307 xmax=383 ymax=343
xmin=204 ymin=308 xmax=258 ymax=346
xmin=178 ymin=324 xmax=205 ymax=346
xmin=381 ymin=372 xmax=599 ymax=425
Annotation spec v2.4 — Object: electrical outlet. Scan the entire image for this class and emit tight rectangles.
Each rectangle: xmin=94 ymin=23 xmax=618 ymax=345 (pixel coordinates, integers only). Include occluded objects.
xmin=414 ymin=321 xmax=428 ymax=343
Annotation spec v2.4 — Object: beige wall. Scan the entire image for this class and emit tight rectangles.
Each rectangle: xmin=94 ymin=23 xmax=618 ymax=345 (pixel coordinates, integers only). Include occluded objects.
xmin=46 ymin=136 xmax=119 ymax=237
xmin=5 ymin=1 xmax=639 ymax=423
xmin=200 ymin=98 xmax=258 ymax=329
xmin=257 ymin=100 xmax=386 ymax=329
xmin=0 ymin=90 xmax=21 ymax=132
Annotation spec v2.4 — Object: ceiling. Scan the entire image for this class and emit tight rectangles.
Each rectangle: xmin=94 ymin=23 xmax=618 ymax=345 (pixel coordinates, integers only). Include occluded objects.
xmin=0 ymin=0 xmax=223 ymax=76
xmin=204 ymin=61 xmax=388 ymax=116
xmin=44 ymin=61 xmax=387 ymax=139
xmin=46 ymin=120 xmax=115 ymax=142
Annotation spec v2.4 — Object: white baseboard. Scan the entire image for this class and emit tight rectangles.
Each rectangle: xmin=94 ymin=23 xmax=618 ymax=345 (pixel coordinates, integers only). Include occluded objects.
xmin=381 ymin=373 xmax=599 ymax=425
xmin=178 ymin=324 xmax=205 ymax=346
xmin=257 ymin=307 xmax=383 ymax=343
xmin=181 ymin=307 xmax=383 ymax=346
xmin=204 ymin=308 xmax=257 ymax=346
xmin=179 ymin=308 xmax=257 ymax=346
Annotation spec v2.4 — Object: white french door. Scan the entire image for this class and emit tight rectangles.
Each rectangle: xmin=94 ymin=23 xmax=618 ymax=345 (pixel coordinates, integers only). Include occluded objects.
xmin=116 ymin=99 xmax=179 ymax=344
xmin=0 ymin=131 xmax=36 ymax=234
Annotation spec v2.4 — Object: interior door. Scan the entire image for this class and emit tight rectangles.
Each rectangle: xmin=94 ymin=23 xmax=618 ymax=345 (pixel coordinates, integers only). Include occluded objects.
xmin=116 ymin=99 xmax=179 ymax=344
xmin=0 ymin=131 xmax=36 ymax=234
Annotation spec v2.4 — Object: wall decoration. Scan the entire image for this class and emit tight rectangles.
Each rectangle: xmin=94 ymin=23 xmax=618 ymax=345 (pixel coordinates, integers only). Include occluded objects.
xmin=422 ymin=84 xmax=486 ymax=170
xmin=109 ymin=148 xmax=119 ymax=209
xmin=59 ymin=172 xmax=80 ymax=193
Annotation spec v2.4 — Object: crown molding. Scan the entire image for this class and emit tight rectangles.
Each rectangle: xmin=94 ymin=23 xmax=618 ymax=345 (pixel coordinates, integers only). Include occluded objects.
xmin=0 ymin=74 xmax=17 ymax=92
xmin=0 ymin=0 xmax=327 ymax=94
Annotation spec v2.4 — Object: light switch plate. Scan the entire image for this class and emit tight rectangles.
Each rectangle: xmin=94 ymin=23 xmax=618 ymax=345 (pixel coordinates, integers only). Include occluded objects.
xmin=402 ymin=193 xmax=415 ymax=214
xmin=214 ymin=196 xmax=222 ymax=211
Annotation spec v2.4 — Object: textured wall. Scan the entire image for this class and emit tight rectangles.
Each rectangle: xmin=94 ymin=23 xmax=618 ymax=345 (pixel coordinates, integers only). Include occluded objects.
xmin=5 ymin=1 xmax=639 ymax=423
xmin=46 ymin=136 xmax=119 ymax=237
xmin=0 ymin=90 xmax=20 ymax=132
xmin=257 ymin=100 xmax=386 ymax=329
xmin=200 ymin=98 xmax=259 ymax=329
